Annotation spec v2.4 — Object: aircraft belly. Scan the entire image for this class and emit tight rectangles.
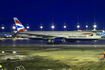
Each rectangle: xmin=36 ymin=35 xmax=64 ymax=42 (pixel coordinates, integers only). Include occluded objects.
xmin=65 ymin=37 xmax=101 ymax=41
xmin=65 ymin=38 xmax=98 ymax=42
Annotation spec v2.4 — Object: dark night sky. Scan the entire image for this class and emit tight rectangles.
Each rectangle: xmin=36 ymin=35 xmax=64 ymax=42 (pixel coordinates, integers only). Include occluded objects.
xmin=0 ymin=0 xmax=105 ymax=31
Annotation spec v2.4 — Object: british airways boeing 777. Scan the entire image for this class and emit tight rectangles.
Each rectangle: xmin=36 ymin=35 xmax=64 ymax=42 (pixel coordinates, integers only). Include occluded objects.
xmin=13 ymin=17 xmax=102 ymax=44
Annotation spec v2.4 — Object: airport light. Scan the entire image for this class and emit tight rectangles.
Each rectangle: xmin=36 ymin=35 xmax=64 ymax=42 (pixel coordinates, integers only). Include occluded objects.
xmin=12 ymin=24 xmax=16 ymax=32
xmin=77 ymin=22 xmax=80 ymax=29
xmin=40 ymin=26 xmax=43 ymax=29
xmin=2 ymin=27 xmax=4 ymax=29
xmin=26 ymin=24 xmax=29 ymax=29
xmin=40 ymin=26 xmax=43 ymax=31
xmin=12 ymin=26 xmax=16 ymax=29
xmin=77 ymin=25 xmax=80 ymax=30
xmin=77 ymin=25 xmax=80 ymax=28
xmin=64 ymin=23 xmax=66 ymax=31
xmin=93 ymin=22 xmax=97 ymax=30
xmin=1 ymin=24 xmax=5 ymax=30
xmin=27 ymin=26 xmax=29 ymax=29
xmin=93 ymin=24 xmax=97 ymax=31
xmin=40 ymin=23 xmax=43 ymax=31
xmin=93 ymin=24 xmax=97 ymax=28
xmin=51 ymin=25 xmax=55 ymax=29
xmin=51 ymin=23 xmax=55 ymax=31
xmin=64 ymin=25 xmax=66 ymax=28
xmin=86 ymin=25 xmax=88 ymax=28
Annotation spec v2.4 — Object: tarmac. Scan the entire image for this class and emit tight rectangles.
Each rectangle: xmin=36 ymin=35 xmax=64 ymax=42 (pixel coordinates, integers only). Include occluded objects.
xmin=0 ymin=38 xmax=105 ymax=47
xmin=0 ymin=39 xmax=105 ymax=70
xmin=0 ymin=44 xmax=105 ymax=47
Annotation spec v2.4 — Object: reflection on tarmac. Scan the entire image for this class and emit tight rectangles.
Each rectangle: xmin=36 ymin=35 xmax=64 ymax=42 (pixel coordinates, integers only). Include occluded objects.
xmin=0 ymin=44 xmax=105 ymax=47
xmin=0 ymin=39 xmax=105 ymax=47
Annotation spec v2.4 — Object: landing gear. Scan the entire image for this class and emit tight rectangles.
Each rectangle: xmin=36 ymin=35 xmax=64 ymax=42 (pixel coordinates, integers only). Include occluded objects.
xmin=46 ymin=40 xmax=53 ymax=44
xmin=46 ymin=40 xmax=60 ymax=44
xmin=48 ymin=39 xmax=51 ymax=43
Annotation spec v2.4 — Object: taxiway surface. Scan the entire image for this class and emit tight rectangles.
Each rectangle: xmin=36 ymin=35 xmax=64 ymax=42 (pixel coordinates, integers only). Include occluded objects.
xmin=0 ymin=44 xmax=105 ymax=47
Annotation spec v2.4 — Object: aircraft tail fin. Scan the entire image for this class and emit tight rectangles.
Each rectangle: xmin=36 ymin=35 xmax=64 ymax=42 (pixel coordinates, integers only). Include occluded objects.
xmin=13 ymin=17 xmax=27 ymax=33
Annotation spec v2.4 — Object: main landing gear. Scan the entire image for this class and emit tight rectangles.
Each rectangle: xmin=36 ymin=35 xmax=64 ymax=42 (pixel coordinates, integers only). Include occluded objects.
xmin=46 ymin=40 xmax=60 ymax=44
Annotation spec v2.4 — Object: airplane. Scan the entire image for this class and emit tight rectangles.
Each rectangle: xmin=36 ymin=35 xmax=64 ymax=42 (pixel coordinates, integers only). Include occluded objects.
xmin=13 ymin=17 xmax=103 ymax=44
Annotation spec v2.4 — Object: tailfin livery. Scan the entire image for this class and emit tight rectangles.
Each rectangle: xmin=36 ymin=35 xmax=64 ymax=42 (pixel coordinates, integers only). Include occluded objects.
xmin=13 ymin=17 xmax=27 ymax=32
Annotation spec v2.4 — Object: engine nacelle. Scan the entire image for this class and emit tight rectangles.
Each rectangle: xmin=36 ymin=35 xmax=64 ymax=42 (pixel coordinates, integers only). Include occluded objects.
xmin=54 ymin=37 xmax=65 ymax=43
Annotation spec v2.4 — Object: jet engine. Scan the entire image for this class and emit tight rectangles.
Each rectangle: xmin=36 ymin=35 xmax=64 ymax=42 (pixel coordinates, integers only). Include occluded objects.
xmin=54 ymin=37 xmax=65 ymax=43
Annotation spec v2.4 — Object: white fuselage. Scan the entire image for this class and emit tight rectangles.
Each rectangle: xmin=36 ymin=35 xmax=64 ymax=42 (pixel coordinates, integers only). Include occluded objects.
xmin=17 ymin=31 xmax=102 ymax=40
